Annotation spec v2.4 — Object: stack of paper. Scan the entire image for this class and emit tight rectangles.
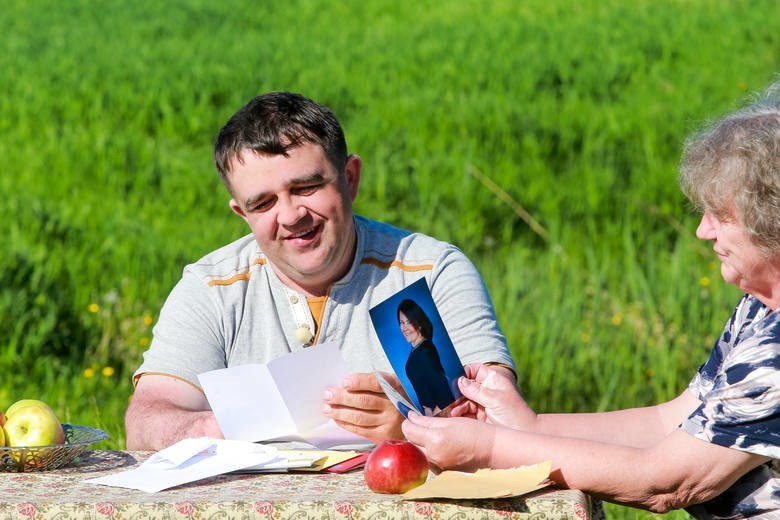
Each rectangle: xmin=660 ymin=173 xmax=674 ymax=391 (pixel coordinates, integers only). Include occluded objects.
xmin=85 ymin=438 xmax=365 ymax=493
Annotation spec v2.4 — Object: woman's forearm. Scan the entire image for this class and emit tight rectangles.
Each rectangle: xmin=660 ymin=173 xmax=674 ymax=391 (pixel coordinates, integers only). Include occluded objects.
xmin=531 ymin=391 xmax=697 ymax=448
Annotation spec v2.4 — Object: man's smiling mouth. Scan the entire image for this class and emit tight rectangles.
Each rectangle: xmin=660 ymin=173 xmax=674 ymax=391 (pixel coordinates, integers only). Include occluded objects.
xmin=286 ymin=225 xmax=319 ymax=241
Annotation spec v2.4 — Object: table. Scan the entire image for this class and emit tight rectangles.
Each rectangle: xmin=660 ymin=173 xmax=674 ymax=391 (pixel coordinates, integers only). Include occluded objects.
xmin=0 ymin=451 xmax=604 ymax=519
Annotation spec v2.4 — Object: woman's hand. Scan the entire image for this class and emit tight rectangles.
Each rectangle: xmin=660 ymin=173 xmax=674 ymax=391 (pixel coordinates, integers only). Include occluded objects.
xmin=402 ymin=411 xmax=496 ymax=472
xmin=448 ymin=363 xmax=537 ymax=431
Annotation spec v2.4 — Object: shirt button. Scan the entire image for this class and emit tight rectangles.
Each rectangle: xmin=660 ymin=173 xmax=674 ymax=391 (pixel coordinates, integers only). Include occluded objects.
xmin=290 ymin=295 xmax=299 ymax=304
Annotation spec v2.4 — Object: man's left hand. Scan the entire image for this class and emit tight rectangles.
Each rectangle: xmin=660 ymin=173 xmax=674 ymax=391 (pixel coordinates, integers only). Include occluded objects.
xmin=322 ymin=372 xmax=405 ymax=442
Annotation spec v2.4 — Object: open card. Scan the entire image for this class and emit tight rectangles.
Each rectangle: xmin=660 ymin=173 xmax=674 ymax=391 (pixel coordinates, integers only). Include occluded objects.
xmin=198 ymin=342 xmax=370 ymax=449
xmin=369 ymin=278 xmax=466 ymax=417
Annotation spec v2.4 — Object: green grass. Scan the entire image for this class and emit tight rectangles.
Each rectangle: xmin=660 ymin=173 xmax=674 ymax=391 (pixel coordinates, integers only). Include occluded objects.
xmin=2 ymin=0 xmax=778 ymax=517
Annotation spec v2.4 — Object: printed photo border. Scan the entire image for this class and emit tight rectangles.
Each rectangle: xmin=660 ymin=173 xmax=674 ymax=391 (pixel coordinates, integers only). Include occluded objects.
xmin=369 ymin=278 xmax=465 ymax=417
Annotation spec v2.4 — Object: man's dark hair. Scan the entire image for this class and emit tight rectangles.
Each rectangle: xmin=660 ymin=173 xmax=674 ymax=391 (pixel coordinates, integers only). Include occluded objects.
xmin=214 ymin=92 xmax=348 ymax=191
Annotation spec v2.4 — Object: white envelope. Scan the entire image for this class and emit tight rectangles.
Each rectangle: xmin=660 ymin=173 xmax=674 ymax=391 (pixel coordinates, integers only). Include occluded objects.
xmin=86 ymin=438 xmax=282 ymax=493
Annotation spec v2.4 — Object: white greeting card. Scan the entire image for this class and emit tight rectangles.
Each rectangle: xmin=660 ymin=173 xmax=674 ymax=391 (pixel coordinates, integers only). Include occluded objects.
xmin=198 ymin=342 xmax=369 ymax=448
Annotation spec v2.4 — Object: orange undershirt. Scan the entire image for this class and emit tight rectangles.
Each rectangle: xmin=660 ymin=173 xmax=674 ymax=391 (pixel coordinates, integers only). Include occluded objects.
xmin=307 ymin=296 xmax=327 ymax=343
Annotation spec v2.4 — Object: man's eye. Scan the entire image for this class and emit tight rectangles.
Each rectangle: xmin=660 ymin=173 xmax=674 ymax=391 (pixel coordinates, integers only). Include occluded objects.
xmin=252 ymin=199 xmax=275 ymax=212
xmin=294 ymin=185 xmax=320 ymax=196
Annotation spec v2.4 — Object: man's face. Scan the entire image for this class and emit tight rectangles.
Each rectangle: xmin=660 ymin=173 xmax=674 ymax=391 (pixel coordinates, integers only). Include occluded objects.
xmin=228 ymin=142 xmax=361 ymax=296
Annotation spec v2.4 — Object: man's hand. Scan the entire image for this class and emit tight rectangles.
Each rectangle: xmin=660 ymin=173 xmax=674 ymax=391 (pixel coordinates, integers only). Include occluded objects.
xmin=321 ymin=372 xmax=405 ymax=442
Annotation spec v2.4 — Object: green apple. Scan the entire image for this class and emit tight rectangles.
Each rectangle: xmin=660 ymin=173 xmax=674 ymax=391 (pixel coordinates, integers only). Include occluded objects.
xmin=4 ymin=399 xmax=54 ymax=417
xmin=3 ymin=400 xmax=65 ymax=447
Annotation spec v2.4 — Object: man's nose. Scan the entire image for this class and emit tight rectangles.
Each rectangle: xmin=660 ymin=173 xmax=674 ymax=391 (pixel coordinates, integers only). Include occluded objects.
xmin=277 ymin=196 xmax=304 ymax=225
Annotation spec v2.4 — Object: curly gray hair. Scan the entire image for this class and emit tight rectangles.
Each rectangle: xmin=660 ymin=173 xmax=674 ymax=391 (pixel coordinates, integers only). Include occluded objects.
xmin=680 ymin=81 xmax=780 ymax=256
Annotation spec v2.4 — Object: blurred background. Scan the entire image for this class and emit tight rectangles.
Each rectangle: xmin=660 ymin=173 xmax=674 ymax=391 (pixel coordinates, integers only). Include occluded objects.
xmin=2 ymin=1 xmax=778 ymax=516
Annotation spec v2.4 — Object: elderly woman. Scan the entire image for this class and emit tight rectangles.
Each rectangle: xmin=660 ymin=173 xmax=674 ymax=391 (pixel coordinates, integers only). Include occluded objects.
xmin=402 ymin=84 xmax=780 ymax=518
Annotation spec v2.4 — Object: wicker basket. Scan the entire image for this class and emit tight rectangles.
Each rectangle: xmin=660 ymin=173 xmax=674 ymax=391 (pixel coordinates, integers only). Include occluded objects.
xmin=0 ymin=423 xmax=109 ymax=472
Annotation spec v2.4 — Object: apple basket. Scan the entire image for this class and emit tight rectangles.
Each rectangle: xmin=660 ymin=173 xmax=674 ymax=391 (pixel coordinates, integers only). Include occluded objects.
xmin=0 ymin=424 xmax=109 ymax=472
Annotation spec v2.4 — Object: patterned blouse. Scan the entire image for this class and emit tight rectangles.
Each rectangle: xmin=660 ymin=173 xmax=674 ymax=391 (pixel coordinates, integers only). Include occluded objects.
xmin=682 ymin=294 xmax=780 ymax=519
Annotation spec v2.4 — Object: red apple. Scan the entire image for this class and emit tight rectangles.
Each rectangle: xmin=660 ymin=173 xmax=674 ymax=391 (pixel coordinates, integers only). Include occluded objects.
xmin=364 ymin=440 xmax=429 ymax=494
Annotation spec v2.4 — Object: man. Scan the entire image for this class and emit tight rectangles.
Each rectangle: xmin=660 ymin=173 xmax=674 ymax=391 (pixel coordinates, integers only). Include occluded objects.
xmin=125 ymin=92 xmax=516 ymax=450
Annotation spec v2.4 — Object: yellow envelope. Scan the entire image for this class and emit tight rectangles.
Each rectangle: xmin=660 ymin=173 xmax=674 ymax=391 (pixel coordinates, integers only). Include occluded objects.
xmin=277 ymin=450 xmax=364 ymax=472
xmin=402 ymin=461 xmax=552 ymax=500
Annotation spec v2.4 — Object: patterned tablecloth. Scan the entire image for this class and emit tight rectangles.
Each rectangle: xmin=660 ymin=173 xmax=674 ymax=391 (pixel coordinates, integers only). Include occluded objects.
xmin=0 ymin=450 xmax=604 ymax=519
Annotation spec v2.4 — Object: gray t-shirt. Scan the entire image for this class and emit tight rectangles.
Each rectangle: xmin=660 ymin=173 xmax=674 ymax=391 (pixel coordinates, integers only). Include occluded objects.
xmin=135 ymin=215 xmax=515 ymax=388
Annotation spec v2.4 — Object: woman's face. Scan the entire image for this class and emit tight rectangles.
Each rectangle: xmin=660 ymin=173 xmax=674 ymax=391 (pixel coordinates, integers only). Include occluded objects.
xmin=399 ymin=311 xmax=423 ymax=346
xmin=696 ymin=210 xmax=780 ymax=299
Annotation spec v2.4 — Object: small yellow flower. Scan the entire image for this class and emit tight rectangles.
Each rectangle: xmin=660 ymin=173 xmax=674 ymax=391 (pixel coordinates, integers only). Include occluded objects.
xmin=87 ymin=303 xmax=100 ymax=314
xmin=102 ymin=366 xmax=115 ymax=377
xmin=580 ymin=332 xmax=591 ymax=343
xmin=139 ymin=336 xmax=150 ymax=347
xmin=699 ymin=276 xmax=710 ymax=287
xmin=143 ymin=314 xmax=153 ymax=326
xmin=610 ymin=313 xmax=623 ymax=326
xmin=84 ymin=367 xmax=95 ymax=378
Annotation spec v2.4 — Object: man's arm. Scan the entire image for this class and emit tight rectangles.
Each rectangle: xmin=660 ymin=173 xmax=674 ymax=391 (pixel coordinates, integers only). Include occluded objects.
xmin=125 ymin=374 xmax=223 ymax=450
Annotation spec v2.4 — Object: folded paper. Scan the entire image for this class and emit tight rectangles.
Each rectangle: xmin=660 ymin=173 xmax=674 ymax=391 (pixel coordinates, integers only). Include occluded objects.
xmin=402 ymin=461 xmax=552 ymax=500
xmin=198 ymin=342 xmax=371 ymax=449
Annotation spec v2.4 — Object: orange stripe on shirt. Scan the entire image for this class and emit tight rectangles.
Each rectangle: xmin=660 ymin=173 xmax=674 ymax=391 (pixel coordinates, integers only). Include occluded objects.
xmin=361 ymin=258 xmax=433 ymax=271
xmin=206 ymin=258 xmax=266 ymax=287
xmin=207 ymin=273 xmax=252 ymax=286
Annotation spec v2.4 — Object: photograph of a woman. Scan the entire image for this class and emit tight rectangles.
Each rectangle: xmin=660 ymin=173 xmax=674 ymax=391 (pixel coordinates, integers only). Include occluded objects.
xmin=369 ymin=277 xmax=466 ymax=418
xmin=397 ymin=299 xmax=455 ymax=415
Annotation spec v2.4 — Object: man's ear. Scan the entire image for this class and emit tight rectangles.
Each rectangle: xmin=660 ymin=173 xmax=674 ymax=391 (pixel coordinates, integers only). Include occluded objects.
xmin=229 ymin=199 xmax=248 ymax=220
xmin=344 ymin=154 xmax=362 ymax=202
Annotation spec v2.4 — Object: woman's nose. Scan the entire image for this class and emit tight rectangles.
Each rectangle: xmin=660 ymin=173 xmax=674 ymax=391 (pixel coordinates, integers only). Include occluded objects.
xmin=696 ymin=212 xmax=717 ymax=241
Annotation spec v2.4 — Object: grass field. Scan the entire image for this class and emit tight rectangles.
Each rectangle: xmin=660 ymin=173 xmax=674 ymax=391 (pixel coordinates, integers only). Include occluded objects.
xmin=2 ymin=0 xmax=778 ymax=517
